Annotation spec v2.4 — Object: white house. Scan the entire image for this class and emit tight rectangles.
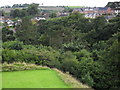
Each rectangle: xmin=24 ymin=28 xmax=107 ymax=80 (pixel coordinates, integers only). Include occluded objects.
xmin=33 ymin=16 xmax=46 ymax=21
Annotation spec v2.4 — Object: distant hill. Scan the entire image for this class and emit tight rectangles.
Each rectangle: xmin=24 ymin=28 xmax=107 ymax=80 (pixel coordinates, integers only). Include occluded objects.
xmin=39 ymin=6 xmax=64 ymax=11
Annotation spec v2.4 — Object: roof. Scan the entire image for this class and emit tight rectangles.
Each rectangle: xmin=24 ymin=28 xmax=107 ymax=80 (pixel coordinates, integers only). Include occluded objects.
xmin=73 ymin=7 xmax=111 ymax=13
xmin=97 ymin=7 xmax=109 ymax=11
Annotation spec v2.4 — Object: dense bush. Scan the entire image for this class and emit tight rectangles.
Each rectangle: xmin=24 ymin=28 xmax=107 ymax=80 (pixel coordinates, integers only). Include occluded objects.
xmin=61 ymin=51 xmax=78 ymax=73
xmin=3 ymin=41 xmax=23 ymax=50
xmin=2 ymin=27 xmax=15 ymax=42
xmin=81 ymin=72 xmax=94 ymax=86
xmin=74 ymin=49 xmax=92 ymax=61
xmin=2 ymin=42 xmax=61 ymax=68
xmin=2 ymin=49 xmax=38 ymax=63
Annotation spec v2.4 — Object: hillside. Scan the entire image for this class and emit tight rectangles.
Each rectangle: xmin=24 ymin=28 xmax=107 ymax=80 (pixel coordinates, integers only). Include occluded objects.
xmin=2 ymin=6 xmax=119 ymax=89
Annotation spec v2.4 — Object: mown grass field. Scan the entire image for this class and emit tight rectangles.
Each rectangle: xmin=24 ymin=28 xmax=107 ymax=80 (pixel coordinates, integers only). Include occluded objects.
xmin=67 ymin=6 xmax=84 ymax=8
xmin=2 ymin=69 xmax=70 ymax=88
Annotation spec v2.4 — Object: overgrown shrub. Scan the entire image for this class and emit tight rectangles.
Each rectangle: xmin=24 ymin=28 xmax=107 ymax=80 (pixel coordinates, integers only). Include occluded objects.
xmin=81 ymin=72 xmax=94 ymax=86
xmin=74 ymin=49 xmax=91 ymax=61
xmin=61 ymin=51 xmax=78 ymax=73
xmin=3 ymin=41 xmax=23 ymax=50
xmin=2 ymin=49 xmax=38 ymax=63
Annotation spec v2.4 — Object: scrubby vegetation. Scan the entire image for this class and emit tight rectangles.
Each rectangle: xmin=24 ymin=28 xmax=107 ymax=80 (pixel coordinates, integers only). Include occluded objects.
xmin=2 ymin=12 xmax=120 ymax=89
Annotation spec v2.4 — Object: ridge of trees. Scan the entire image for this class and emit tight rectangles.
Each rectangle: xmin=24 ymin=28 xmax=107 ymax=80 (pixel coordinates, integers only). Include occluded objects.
xmin=10 ymin=3 xmax=39 ymax=18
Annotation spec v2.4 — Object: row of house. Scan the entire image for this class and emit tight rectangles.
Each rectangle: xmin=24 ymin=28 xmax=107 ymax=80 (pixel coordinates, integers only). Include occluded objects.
xmin=37 ymin=6 xmax=119 ymax=19
xmin=38 ymin=6 xmax=119 ymax=19
xmin=32 ymin=16 xmax=46 ymax=21
xmin=0 ymin=16 xmax=22 ymax=33
xmin=0 ymin=15 xmax=47 ymax=33
xmin=72 ymin=7 xmax=118 ymax=18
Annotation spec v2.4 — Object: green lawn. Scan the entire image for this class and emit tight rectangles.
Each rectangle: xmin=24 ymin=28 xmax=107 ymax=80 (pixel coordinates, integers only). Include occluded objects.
xmin=2 ymin=69 xmax=70 ymax=88
xmin=67 ymin=6 xmax=84 ymax=8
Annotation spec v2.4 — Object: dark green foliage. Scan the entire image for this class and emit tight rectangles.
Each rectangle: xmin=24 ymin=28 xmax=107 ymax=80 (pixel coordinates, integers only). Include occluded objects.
xmin=2 ymin=49 xmax=38 ymax=63
xmin=15 ymin=17 xmax=39 ymax=45
xmin=2 ymin=27 xmax=15 ymax=42
xmin=92 ymin=41 xmax=108 ymax=50
xmin=103 ymin=40 xmax=120 ymax=88
xmin=81 ymin=72 xmax=94 ymax=86
xmin=10 ymin=4 xmax=39 ymax=18
xmin=74 ymin=54 xmax=95 ymax=85
xmin=3 ymin=41 xmax=23 ymax=50
xmin=20 ymin=9 xmax=28 ymax=17
xmin=10 ymin=9 xmax=21 ymax=18
xmin=49 ymin=13 xmax=57 ymax=18
xmin=2 ymin=42 xmax=61 ymax=68
xmin=74 ymin=49 xmax=91 ymax=60
xmin=10 ymin=9 xmax=27 ymax=18
xmin=27 ymin=4 xmax=39 ymax=16
xmin=61 ymin=51 xmax=78 ymax=73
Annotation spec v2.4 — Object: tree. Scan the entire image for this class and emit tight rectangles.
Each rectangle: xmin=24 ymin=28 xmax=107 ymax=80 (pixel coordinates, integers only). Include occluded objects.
xmin=61 ymin=51 xmax=78 ymax=74
xmin=27 ymin=4 xmax=39 ymax=16
xmin=106 ymin=40 xmax=120 ymax=88
xmin=3 ymin=41 xmax=23 ymax=50
xmin=2 ymin=27 xmax=15 ymax=42
xmin=93 ymin=16 xmax=107 ymax=31
xmin=10 ymin=9 xmax=21 ymax=18
xmin=15 ymin=17 xmax=39 ymax=44
xmin=95 ymin=39 xmax=120 ymax=88
xmin=20 ymin=9 xmax=28 ymax=17
xmin=76 ymin=52 xmax=95 ymax=86
xmin=97 ymin=17 xmax=119 ymax=40
xmin=49 ymin=13 xmax=57 ymax=18
xmin=10 ymin=3 xmax=39 ymax=18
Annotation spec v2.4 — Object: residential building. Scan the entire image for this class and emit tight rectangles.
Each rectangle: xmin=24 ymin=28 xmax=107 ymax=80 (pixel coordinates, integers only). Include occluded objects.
xmin=33 ymin=16 xmax=46 ymax=21
xmin=57 ymin=12 xmax=70 ymax=17
xmin=73 ymin=7 xmax=114 ymax=18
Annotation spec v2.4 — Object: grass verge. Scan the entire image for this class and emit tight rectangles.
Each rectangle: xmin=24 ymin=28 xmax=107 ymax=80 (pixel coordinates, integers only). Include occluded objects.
xmin=53 ymin=68 xmax=92 ymax=88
